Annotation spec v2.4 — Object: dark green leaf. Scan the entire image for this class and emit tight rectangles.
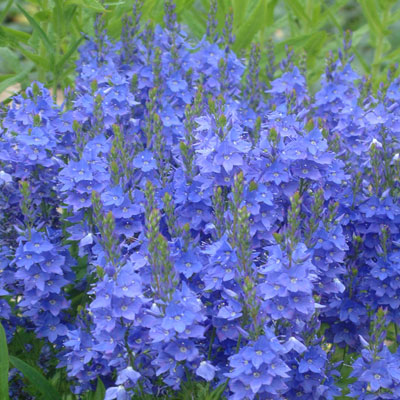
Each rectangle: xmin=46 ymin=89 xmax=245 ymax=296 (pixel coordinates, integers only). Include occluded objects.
xmin=0 ymin=324 xmax=9 ymax=400
xmin=94 ymin=377 xmax=105 ymax=400
xmin=17 ymin=5 xmax=55 ymax=55
xmin=209 ymin=379 xmax=229 ymax=400
xmin=9 ymin=356 xmax=60 ymax=400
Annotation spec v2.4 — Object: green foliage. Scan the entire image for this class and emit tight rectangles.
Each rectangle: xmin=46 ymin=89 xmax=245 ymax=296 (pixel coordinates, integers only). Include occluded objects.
xmin=10 ymin=355 xmax=61 ymax=400
xmin=1 ymin=0 xmax=400 ymax=98
xmin=86 ymin=378 xmax=106 ymax=400
xmin=0 ymin=323 xmax=9 ymax=400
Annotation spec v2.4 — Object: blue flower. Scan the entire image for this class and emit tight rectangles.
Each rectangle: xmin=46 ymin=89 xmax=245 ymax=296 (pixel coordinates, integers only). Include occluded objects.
xmin=132 ymin=150 xmax=157 ymax=172
xmin=196 ymin=360 xmax=218 ymax=381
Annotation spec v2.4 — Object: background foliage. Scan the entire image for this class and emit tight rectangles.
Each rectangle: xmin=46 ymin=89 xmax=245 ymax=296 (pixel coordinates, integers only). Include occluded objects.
xmin=1 ymin=0 xmax=400 ymax=100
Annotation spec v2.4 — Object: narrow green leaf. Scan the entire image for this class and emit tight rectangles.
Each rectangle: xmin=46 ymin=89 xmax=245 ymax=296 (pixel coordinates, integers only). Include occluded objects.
xmin=325 ymin=8 xmax=343 ymax=33
xmin=0 ymin=26 xmax=31 ymax=45
xmin=56 ymin=36 xmax=85 ymax=74
xmin=358 ymin=0 xmax=389 ymax=37
xmin=233 ymin=0 xmax=247 ymax=28
xmin=352 ymin=24 xmax=369 ymax=46
xmin=181 ymin=8 xmax=207 ymax=39
xmin=16 ymin=46 xmax=50 ymax=69
xmin=65 ymin=0 xmax=107 ymax=12
xmin=353 ymin=47 xmax=371 ymax=74
xmin=388 ymin=8 xmax=400 ymax=24
xmin=233 ymin=0 xmax=266 ymax=52
xmin=0 ymin=65 xmax=32 ymax=94
xmin=0 ymin=48 xmax=21 ymax=73
xmin=9 ymin=356 xmax=60 ymax=400
xmin=266 ymin=0 xmax=278 ymax=26
xmin=0 ymin=74 xmax=14 ymax=82
xmin=209 ymin=379 xmax=229 ymax=400
xmin=0 ymin=324 xmax=9 ymax=400
xmin=176 ymin=0 xmax=196 ymax=15
xmin=17 ymin=5 xmax=55 ymax=55
xmin=275 ymin=32 xmax=316 ymax=51
xmin=305 ymin=31 xmax=327 ymax=56
xmin=53 ymin=0 xmax=65 ymax=40
xmin=103 ymin=1 xmax=126 ymax=5
xmin=316 ymin=0 xmax=349 ymax=30
xmin=380 ymin=45 xmax=400 ymax=62
xmin=94 ymin=377 xmax=106 ymax=400
xmin=310 ymin=1 xmax=321 ymax=26
xmin=283 ymin=0 xmax=311 ymax=24
xmin=0 ymin=0 xmax=13 ymax=25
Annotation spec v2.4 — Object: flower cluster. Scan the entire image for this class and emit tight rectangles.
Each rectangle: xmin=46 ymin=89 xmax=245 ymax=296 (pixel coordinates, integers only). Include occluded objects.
xmin=1 ymin=1 xmax=400 ymax=399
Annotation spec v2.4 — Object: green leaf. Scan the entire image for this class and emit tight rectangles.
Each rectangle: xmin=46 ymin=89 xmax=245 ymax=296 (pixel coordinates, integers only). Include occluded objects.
xmin=352 ymin=24 xmax=369 ymax=46
xmin=16 ymin=46 xmax=50 ymax=69
xmin=9 ymin=356 xmax=60 ymax=400
xmin=283 ymin=0 xmax=311 ymax=24
xmin=0 ymin=48 xmax=21 ymax=73
xmin=0 ymin=0 xmax=13 ymax=25
xmin=275 ymin=32 xmax=318 ymax=51
xmin=233 ymin=0 xmax=248 ymax=28
xmin=233 ymin=0 xmax=266 ymax=52
xmin=316 ymin=0 xmax=349 ymax=30
xmin=65 ymin=0 xmax=107 ymax=12
xmin=358 ymin=0 xmax=389 ymax=37
xmin=305 ymin=31 xmax=327 ymax=56
xmin=55 ymin=36 xmax=85 ymax=74
xmin=266 ymin=0 xmax=278 ymax=26
xmin=181 ymin=7 xmax=207 ymax=39
xmin=0 ymin=324 xmax=9 ymax=400
xmin=208 ymin=380 xmax=229 ymax=400
xmin=94 ymin=377 xmax=105 ymax=400
xmin=380 ymin=45 xmax=400 ymax=62
xmin=0 ymin=26 xmax=31 ymax=46
xmin=353 ymin=46 xmax=371 ymax=74
xmin=0 ymin=74 xmax=14 ymax=82
xmin=17 ymin=5 xmax=55 ymax=56
xmin=33 ymin=10 xmax=52 ymax=22
xmin=387 ymin=8 xmax=400 ymax=24
xmin=176 ymin=0 xmax=196 ymax=15
xmin=0 ymin=64 xmax=32 ymax=95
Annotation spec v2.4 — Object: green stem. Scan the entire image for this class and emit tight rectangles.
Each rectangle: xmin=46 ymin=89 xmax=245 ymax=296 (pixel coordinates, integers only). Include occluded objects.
xmin=207 ymin=327 xmax=216 ymax=360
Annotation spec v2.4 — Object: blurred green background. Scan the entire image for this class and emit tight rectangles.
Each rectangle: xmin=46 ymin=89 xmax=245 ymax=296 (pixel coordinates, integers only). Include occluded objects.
xmin=1 ymin=0 xmax=400 ymax=101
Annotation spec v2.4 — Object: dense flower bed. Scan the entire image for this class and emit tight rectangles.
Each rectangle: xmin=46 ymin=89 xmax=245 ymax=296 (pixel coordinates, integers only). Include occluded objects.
xmin=1 ymin=2 xmax=400 ymax=399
